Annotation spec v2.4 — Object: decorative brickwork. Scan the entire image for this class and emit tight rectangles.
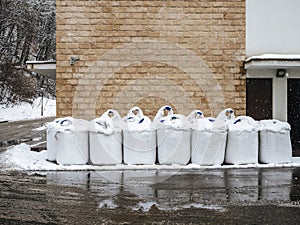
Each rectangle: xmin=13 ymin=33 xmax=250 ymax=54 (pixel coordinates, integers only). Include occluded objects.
xmin=56 ymin=0 xmax=246 ymax=120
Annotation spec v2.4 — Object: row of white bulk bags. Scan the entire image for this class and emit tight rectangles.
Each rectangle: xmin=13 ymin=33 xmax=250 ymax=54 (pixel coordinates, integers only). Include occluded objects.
xmin=225 ymin=116 xmax=292 ymax=165
xmin=46 ymin=112 xmax=123 ymax=166
xmin=122 ymin=105 xmax=191 ymax=165
xmin=46 ymin=107 xmax=292 ymax=166
xmin=189 ymin=109 xmax=292 ymax=165
xmin=189 ymin=108 xmax=233 ymax=165
xmin=46 ymin=105 xmax=192 ymax=166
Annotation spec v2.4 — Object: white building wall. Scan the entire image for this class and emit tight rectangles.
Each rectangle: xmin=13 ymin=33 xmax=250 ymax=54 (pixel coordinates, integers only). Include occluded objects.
xmin=246 ymin=0 xmax=300 ymax=57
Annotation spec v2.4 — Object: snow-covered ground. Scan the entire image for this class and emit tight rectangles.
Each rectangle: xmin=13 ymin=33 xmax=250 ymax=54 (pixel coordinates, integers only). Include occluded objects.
xmin=1 ymin=143 xmax=300 ymax=171
xmin=0 ymin=97 xmax=56 ymax=122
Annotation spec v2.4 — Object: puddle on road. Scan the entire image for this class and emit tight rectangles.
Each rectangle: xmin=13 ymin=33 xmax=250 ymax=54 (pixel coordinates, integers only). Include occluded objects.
xmin=2 ymin=168 xmax=300 ymax=224
xmin=43 ymin=168 xmax=300 ymax=212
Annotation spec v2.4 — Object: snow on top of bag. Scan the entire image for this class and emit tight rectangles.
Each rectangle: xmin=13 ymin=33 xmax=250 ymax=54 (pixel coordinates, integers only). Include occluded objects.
xmin=46 ymin=117 xmax=73 ymax=132
xmin=187 ymin=109 xmax=228 ymax=132
xmin=259 ymin=119 xmax=291 ymax=133
xmin=46 ymin=117 xmax=89 ymax=133
xmin=154 ymin=105 xmax=190 ymax=130
xmin=187 ymin=110 xmax=204 ymax=123
xmin=217 ymin=108 xmax=235 ymax=122
xmin=90 ymin=109 xmax=122 ymax=135
xmin=123 ymin=106 xmax=154 ymax=131
xmin=46 ymin=117 xmax=72 ymax=129
xmin=191 ymin=117 xmax=215 ymax=131
xmin=153 ymin=105 xmax=174 ymax=126
xmin=154 ymin=105 xmax=174 ymax=121
xmin=100 ymin=109 xmax=122 ymax=122
xmin=191 ymin=117 xmax=228 ymax=132
xmin=157 ymin=114 xmax=191 ymax=131
xmin=228 ymin=116 xmax=258 ymax=132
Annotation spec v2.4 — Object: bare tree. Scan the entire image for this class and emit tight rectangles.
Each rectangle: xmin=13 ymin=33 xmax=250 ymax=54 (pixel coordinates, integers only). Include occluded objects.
xmin=0 ymin=0 xmax=55 ymax=104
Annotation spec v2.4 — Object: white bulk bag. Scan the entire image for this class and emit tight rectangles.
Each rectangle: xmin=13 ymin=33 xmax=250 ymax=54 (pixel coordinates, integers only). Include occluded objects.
xmin=157 ymin=114 xmax=191 ymax=165
xmin=55 ymin=118 xmax=89 ymax=165
xmin=123 ymin=130 xmax=156 ymax=165
xmin=191 ymin=117 xmax=227 ymax=165
xmin=123 ymin=107 xmax=156 ymax=165
xmin=89 ymin=132 xmax=122 ymax=165
xmin=46 ymin=117 xmax=74 ymax=162
xmin=259 ymin=119 xmax=292 ymax=164
xmin=225 ymin=116 xmax=259 ymax=165
xmin=89 ymin=110 xmax=122 ymax=165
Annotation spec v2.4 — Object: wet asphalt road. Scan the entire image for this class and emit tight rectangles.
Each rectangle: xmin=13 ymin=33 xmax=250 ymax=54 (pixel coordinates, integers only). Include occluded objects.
xmin=1 ymin=118 xmax=300 ymax=224
xmin=0 ymin=117 xmax=55 ymax=152
xmin=1 ymin=168 xmax=300 ymax=224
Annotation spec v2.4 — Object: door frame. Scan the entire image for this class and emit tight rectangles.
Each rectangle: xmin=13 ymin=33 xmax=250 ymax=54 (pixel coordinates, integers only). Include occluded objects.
xmin=245 ymin=56 xmax=300 ymax=122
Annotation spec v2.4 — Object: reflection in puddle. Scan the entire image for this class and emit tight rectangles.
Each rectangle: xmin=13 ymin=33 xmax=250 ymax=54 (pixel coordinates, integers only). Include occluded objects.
xmin=131 ymin=201 xmax=157 ymax=212
xmin=260 ymin=169 xmax=292 ymax=201
xmin=130 ymin=201 xmax=226 ymax=212
xmin=226 ymin=169 xmax=259 ymax=202
xmin=123 ymin=171 xmax=158 ymax=199
xmin=45 ymin=168 xmax=298 ymax=211
xmin=98 ymin=199 xmax=118 ymax=209
xmin=47 ymin=171 xmax=90 ymax=189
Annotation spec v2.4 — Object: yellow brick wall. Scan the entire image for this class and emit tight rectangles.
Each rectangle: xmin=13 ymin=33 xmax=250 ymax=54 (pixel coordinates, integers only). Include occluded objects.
xmin=56 ymin=0 xmax=246 ymax=120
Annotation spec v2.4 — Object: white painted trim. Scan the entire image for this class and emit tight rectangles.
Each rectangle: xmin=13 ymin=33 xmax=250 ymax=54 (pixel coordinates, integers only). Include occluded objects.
xmin=245 ymin=59 xmax=300 ymax=70
xmin=246 ymin=69 xmax=276 ymax=78
xmin=272 ymin=77 xmax=288 ymax=122
xmin=246 ymin=54 xmax=300 ymax=61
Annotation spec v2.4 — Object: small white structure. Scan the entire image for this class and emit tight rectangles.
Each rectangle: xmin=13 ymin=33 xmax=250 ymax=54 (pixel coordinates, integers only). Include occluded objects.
xmin=259 ymin=119 xmax=292 ymax=163
xmin=225 ymin=116 xmax=259 ymax=165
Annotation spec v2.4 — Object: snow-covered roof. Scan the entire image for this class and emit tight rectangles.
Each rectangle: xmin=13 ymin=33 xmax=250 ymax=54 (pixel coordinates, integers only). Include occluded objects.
xmin=245 ymin=54 xmax=300 ymax=69
xmin=26 ymin=60 xmax=56 ymax=64
xmin=246 ymin=54 xmax=300 ymax=61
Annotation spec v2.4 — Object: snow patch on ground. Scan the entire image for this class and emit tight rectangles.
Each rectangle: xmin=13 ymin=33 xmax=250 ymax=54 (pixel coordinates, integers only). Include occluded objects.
xmin=1 ymin=143 xmax=300 ymax=171
xmin=0 ymin=97 xmax=56 ymax=122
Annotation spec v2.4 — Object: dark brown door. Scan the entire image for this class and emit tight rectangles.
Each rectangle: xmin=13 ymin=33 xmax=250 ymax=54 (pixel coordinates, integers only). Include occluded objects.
xmin=246 ymin=78 xmax=272 ymax=120
xmin=288 ymin=79 xmax=300 ymax=156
